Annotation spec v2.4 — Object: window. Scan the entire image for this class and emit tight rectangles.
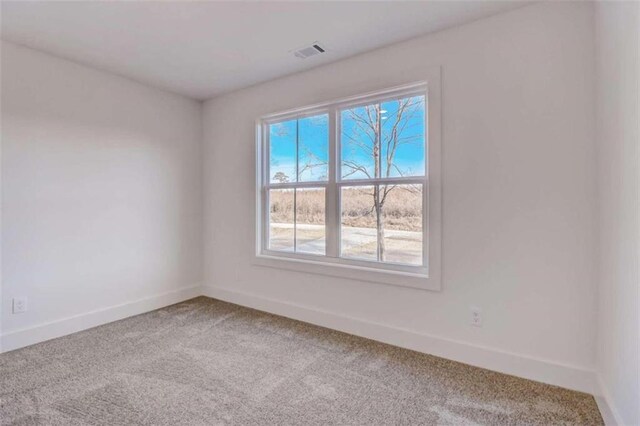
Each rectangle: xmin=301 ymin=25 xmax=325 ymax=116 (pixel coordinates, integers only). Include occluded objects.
xmin=257 ymin=78 xmax=441 ymax=290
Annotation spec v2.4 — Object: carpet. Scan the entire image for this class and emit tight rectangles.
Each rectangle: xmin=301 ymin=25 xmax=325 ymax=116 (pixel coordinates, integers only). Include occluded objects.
xmin=0 ymin=296 xmax=603 ymax=425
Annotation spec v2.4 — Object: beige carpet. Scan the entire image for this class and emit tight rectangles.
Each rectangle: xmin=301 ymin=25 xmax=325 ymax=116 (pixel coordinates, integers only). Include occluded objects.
xmin=1 ymin=297 xmax=603 ymax=425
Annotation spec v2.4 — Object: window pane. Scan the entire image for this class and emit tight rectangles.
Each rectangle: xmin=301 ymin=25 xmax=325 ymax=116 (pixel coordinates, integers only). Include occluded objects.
xmin=295 ymin=188 xmax=325 ymax=255
xmin=341 ymin=105 xmax=378 ymax=180
xmin=269 ymin=189 xmax=294 ymax=251
xmin=269 ymin=120 xmax=296 ymax=184
xmin=381 ymin=96 xmax=425 ymax=178
xmin=298 ymin=115 xmax=328 ymax=182
xmin=381 ymin=184 xmax=423 ymax=265
xmin=340 ymin=186 xmax=377 ymax=261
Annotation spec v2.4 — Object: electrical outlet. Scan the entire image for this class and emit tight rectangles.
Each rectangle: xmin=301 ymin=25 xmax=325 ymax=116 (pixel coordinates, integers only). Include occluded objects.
xmin=12 ymin=297 xmax=27 ymax=314
xmin=470 ymin=306 xmax=482 ymax=327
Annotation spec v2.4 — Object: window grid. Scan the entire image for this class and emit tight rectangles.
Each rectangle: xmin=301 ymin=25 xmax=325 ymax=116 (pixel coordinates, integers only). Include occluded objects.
xmin=261 ymin=84 xmax=428 ymax=274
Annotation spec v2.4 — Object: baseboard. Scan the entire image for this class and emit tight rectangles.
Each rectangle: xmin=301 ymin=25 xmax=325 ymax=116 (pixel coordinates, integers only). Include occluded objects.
xmin=1 ymin=283 xmax=612 ymax=421
xmin=594 ymin=375 xmax=626 ymax=426
xmin=0 ymin=284 xmax=201 ymax=353
xmin=202 ymin=285 xmax=598 ymax=396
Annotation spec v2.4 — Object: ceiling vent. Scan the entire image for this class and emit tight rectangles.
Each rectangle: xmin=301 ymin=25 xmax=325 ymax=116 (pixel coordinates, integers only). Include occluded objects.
xmin=293 ymin=43 xmax=326 ymax=59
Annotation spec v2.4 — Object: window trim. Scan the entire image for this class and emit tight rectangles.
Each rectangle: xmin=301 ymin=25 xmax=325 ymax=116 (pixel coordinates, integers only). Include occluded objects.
xmin=255 ymin=70 xmax=442 ymax=291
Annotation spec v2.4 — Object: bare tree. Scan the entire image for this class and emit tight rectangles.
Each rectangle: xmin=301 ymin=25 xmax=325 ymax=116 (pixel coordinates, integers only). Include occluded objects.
xmin=272 ymin=104 xmax=422 ymax=261
xmin=271 ymin=117 xmax=328 ymax=183
xmin=342 ymin=97 xmax=423 ymax=261
xmin=297 ymin=145 xmax=327 ymax=181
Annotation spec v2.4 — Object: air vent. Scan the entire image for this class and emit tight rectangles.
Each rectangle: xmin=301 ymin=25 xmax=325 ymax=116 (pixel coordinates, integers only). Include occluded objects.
xmin=293 ymin=42 xmax=326 ymax=59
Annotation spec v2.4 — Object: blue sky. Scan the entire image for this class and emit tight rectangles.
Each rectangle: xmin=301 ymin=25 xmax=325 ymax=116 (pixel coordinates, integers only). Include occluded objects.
xmin=270 ymin=115 xmax=328 ymax=183
xmin=269 ymin=95 xmax=425 ymax=183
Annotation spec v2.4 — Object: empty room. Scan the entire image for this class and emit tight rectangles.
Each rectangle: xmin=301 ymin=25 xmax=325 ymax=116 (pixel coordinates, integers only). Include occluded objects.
xmin=1 ymin=1 xmax=638 ymax=425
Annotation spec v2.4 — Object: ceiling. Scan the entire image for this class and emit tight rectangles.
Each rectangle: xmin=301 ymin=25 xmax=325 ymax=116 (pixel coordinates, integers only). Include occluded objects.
xmin=1 ymin=1 xmax=529 ymax=100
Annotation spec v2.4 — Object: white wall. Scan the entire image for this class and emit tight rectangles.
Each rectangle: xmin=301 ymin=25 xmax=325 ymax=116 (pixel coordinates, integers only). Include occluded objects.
xmin=203 ymin=2 xmax=598 ymax=392
xmin=1 ymin=41 xmax=203 ymax=351
xmin=595 ymin=1 xmax=640 ymax=425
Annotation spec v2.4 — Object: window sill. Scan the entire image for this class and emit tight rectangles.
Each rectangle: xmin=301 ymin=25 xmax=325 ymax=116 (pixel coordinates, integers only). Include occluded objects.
xmin=253 ymin=253 xmax=441 ymax=291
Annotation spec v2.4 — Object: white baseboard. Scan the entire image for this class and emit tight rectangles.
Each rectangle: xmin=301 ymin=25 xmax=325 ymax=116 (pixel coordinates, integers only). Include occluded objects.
xmin=0 ymin=284 xmax=201 ymax=353
xmin=2 ymin=283 xmax=617 ymax=423
xmin=594 ymin=375 xmax=626 ymax=426
xmin=202 ymin=285 xmax=598 ymax=396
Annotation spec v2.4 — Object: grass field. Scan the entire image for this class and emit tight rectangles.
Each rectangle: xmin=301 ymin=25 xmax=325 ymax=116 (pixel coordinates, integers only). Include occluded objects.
xmin=269 ymin=185 xmax=422 ymax=231
xmin=268 ymin=185 xmax=423 ymax=264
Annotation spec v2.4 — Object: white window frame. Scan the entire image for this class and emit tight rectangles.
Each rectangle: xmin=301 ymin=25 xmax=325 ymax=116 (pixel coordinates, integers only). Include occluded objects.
xmin=255 ymin=71 xmax=442 ymax=291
